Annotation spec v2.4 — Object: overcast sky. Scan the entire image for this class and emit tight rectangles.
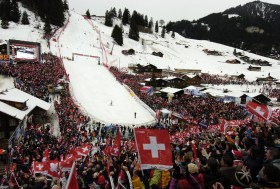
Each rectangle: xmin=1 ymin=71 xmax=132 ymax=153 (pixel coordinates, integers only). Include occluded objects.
xmin=68 ymin=0 xmax=280 ymax=22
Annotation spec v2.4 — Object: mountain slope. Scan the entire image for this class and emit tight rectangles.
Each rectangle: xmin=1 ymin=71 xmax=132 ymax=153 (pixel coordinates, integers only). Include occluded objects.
xmin=167 ymin=1 xmax=280 ymax=59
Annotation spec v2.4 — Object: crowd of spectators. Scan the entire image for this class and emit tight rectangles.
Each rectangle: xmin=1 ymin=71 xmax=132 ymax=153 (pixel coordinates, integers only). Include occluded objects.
xmin=0 ymin=59 xmax=279 ymax=189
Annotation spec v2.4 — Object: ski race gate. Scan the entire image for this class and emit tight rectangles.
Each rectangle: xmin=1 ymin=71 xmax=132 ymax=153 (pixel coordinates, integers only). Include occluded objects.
xmin=72 ymin=53 xmax=100 ymax=65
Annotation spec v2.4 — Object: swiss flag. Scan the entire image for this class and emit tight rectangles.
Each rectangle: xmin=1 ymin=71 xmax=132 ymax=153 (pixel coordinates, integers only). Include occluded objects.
xmin=134 ymin=129 xmax=173 ymax=170
xmin=76 ymin=143 xmax=91 ymax=156
xmin=65 ymin=162 xmax=79 ymax=189
xmin=32 ymin=161 xmax=47 ymax=175
xmin=246 ymin=101 xmax=272 ymax=121
xmin=45 ymin=160 xmax=60 ymax=178
xmin=103 ymin=137 xmax=111 ymax=156
xmin=110 ymin=129 xmax=121 ymax=157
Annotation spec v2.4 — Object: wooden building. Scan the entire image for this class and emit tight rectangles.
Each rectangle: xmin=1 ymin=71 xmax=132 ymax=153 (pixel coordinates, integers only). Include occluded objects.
xmin=248 ymin=65 xmax=261 ymax=71
xmin=256 ymin=75 xmax=278 ymax=84
xmin=132 ymin=64 xmax=162 ymax=77
xmin=226 ymin=59 xmax=241 ymax=64
xmin=0 ymin=88 xmax=50 ymax=139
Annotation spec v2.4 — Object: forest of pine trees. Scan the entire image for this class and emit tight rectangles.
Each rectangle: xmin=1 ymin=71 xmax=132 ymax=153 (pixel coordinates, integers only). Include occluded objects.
xmin=0 ymin=0 xmax=68 ymax=29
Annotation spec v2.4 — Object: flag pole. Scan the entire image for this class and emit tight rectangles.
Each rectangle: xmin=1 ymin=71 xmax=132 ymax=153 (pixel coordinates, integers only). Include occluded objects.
xmin=65 ymin=161 xmax=76 ymax=189
xmin=133 ymin=127 xmax=144 ymax=174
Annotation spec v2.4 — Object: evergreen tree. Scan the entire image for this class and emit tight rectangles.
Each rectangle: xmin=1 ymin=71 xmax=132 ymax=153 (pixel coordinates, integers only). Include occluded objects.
xmin=128 ymin=14 xmax=139 ymax=41
xmin=111 ymin=25 xmax=123 ymax=46
xmin=104 ymin=10 xmax=113 ymax=27
xmin=122 ymin=8 xmax=130 ymax=25
xmin=171 ymin=30 xmax=175 ymax=38
xmin=148 ymin=18 xmax=153 ymax=31
xmin=161 ymin=26 xmax=166 ymax=38
xmin=10 ymin=0 xmax=21 ymax=23
xmin=111 ymin=7 xmax=117 ymax=18
xmin=0 ymin=0 xmax=11 ymax=21
xmin=63 ymin=0 xmax=69 ymax=11
xmin=118 ymin=8 xmax=122 ymax=19
xmin=144 ymin=15 xmax=148 ymax=27
xmin=44 ymin=18 xmax=52 ymax=35
xmin=155 ymin=21 xmax=159 ymax=33
xmin=1 ymin=17 xmax=9 ymax=29
xmin=21 ymin=11 xmax=30 ymax=25
xmin=86 ymin=9 xmax=90 ymax=18
xmin=48 ymin=0 xmax=65 ymax=26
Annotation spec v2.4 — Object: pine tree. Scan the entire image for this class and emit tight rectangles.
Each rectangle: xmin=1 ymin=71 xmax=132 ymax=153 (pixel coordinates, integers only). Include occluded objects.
xmin=1 ymin=17 xmax=9 ymax=29
xmin=118 ymin=8 xmax=122 ymax=19
xmin=128 ymin=15 xmax=139 ymax=41
xmin=104 ymin=10 xmax=113 ymax=27
xmin=122 ymin=8 xmax=130 ymax=25
xmin=171 ymin=30 xmax=175 ymax=38
xmin=10 ymin=0 xmax=21 ymax=23
xmin=86 ymin=9 xmax=90 ymax=18
xmin=111 ymin=7 xmax=117 ymax=18
xmin=63 ymin=0 xmax=69 ymax=11
xmin=0 ymin=0 xmax=11 ymax=21
xmin=21 ymin=11 xmax=30 ymax=25
xmin=155 ymin=21 xmax=159 ymax=33
xmin=44 ymin=18 xmax=52 ymax=35
xmin=48 ymin=0 xmax=65 ymax=26
xmin=161 ymin=26 xmax=166 ymax=38
xmin=144 ymin=15 xmax=148 ymax=27
xmin=148 ymin=18 xmax=153 ymax=31
xmin=111 ymin=25 xmax=123 ymax=46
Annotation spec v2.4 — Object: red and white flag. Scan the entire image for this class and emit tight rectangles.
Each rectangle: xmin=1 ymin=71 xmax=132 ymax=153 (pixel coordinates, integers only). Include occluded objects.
xmin=246 ymin=101 xmax=272 ymax=121
xmin=110 ymin=129 xmax=121 ymax=157
xmin=76 ymin=143 xmax=91 ymax=156
xmin=65 ymin=162 xmax=79 ymax=189
xmin=32 ymin=161 xmax=47 ymax=175
xmin=45 ymin=160 xmax=60 ymax=178
xmin=134 ymin=129 xmax=173 ymax=170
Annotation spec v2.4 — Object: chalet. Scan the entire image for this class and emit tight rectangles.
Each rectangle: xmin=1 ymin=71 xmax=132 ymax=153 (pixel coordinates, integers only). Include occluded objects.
xmin=165 ymin=77 xmax=185 ymax=88
xmin=276 ymin=82 xmax=280 ymax=88
xmin=122 ymin=49 xmax=135 ymax=55
xmin=152 ymin=51 xmax=163 ymax=57
xmin=145 ymin=78 xmax=168 ymax=90
xmin=226 ymin=59 xmax=241 ymax=64
xmin=256 ymin=75 xmax=278 ymax=84
xmin=240 ymin=56 xmax=250 ymax=62
xmin=230 ymin=74 xmax=245 ymax=80
xmin=133 ymin=64 xmax=162 ymax=76
xmin=248 ymin=65 xmax=261 ymax=71
xmin=187 ymin=75 xmax=202 ymax=86
xmin=259 ymin=60 xmax=271 ymax=66
xmin=203 ymin=49 xmax=222 ymax=56
xmin=0 ymin=88 xmax=51 ymax=139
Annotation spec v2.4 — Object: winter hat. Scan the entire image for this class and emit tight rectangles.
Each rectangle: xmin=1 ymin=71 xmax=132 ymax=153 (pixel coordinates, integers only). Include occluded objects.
xmin=187 ymin=163 xmax=199 ymax=174
xmin=232 ymin=150 xmax=243 ymax=159
xmin=235 ymin=166 xmax=252 ymax=187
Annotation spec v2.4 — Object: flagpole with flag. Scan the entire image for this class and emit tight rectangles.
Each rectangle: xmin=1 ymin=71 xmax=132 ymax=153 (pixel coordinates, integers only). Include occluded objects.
xmin=133 ymin=127 xmax=144 ymax=173
xmin=65 ymin=161 xmax=79 ymax=189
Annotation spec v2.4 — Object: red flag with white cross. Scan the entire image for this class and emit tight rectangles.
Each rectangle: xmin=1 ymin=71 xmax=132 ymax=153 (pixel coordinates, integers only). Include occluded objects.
xmin=76 ymin=143 xmax=91 ymax=156
xmin=134 ymin=128 xmax=173 ymax=170
xmin=110 ymin=129 xmax=121 ymax=157
xmin=246 ymin=101 xmax=272 ymax=121
xmin=32 ymin=161 xmax=47 ymax=175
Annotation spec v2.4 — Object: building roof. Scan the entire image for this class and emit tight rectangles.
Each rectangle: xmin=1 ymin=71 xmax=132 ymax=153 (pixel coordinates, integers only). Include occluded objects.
xmin=0 ymin=88 xmax=51 ymax=120
xmin=160 ymin=87 xmax=183 ymax=94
